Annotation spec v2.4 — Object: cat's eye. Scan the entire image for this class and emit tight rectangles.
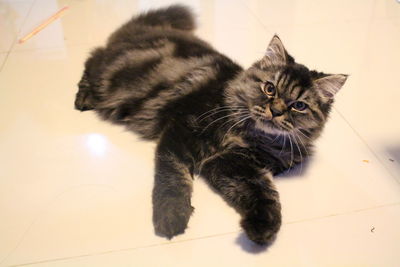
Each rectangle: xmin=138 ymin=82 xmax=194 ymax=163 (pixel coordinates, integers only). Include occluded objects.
xmin=261 ymin=81 xmax=276 ymax=96
xmin=291 ymin=101 xmax=308 ymax=111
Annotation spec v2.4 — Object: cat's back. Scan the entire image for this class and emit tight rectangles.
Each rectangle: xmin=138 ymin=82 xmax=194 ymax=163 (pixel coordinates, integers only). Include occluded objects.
xmin=82 ymin=5 xmax=219 ymax=99
xmin=82 ymin=6 xmax=242 ymax=140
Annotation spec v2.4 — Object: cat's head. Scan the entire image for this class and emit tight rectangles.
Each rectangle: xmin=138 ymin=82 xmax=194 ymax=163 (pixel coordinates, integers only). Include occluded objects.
xmin=225 ymin=35 xmax=347 ymax=139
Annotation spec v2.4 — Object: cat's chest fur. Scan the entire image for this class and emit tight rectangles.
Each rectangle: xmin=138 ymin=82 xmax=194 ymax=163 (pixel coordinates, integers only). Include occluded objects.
xmin=188 ymin=121 xmax=306 ymax=175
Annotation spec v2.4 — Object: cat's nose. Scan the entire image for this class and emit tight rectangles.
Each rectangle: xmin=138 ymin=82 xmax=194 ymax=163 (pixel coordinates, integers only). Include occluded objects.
xmin=270 ymin=106 xmax=284 ymax=117
xmin=269 ymin=98 xmax=286 ymax=117
xmin=269 ymin=99 xmax=286 ymax=117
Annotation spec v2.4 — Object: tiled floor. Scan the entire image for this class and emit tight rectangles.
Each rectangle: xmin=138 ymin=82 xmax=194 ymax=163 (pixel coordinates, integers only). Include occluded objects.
xmin=0 ymin=0 xmax=399 ymax=266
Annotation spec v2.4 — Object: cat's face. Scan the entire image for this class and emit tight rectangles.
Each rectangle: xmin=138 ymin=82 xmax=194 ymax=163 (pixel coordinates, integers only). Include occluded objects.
xmin=225 ymin=35 xmax=347 ymax=138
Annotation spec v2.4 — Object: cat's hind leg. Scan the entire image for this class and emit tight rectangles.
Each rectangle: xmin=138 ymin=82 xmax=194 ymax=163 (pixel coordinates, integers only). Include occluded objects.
xmin=75 ymin=47 xmax=106 ymax=112
xmin=75 ymin=72 xmax=96 ymax=111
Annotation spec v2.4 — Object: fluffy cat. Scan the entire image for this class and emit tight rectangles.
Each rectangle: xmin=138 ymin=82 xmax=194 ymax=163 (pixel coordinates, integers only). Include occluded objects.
xmin=75 ymin=5 xmax=347 ymax=245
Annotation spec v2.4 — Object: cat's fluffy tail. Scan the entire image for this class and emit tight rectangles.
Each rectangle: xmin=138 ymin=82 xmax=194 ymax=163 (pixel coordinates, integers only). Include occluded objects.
xmin=134 ymin=5 xmax=196 ymax=31
xmin=107 ymin=5 xmax=196 ymax=44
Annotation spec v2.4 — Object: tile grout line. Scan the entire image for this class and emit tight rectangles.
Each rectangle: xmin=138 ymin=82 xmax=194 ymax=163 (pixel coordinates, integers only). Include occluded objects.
xmin=6 ymin=231 xmax=241 ymax=267
xmin=330 ymin=0 xmax=400 ymax=183
xmin=237 ymin=0 xmax=273 ymax=35
xmin=7 ymin=201 xmax=400 ymax=267
xmin=242 ymin=0 xmax=399 ymax=184
xmin=9 ymin=0 xmax=38 ymax=51
xmin=331 ymin=0 xmax=399 ymax=182
xmin=0 ymin=42 xmax=94 ymax=54
xmin=0 ymin=0 xmax=37 ymax=73
xmin=0 ymin=0 xmax=39 ymax=263
xmin=334 ymin=107 xmax=400 ymax=184
xmin=2 ymin=5 xmax=399 ymax=56
xmin=0 ymin=184 xmax=119 ymax=267
xmin=235 ymin=0 xmax=400 ymax=34
xmin=285 ymin=201 xmax=400 ymax=225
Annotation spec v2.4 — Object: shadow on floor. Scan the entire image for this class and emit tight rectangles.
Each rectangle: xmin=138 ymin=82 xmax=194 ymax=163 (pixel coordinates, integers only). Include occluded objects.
xmin=235 ymin=232 xmax=276 ymax=254
xmin=385 ymin=145 xmax=400 ymax=172
xmin=275 ymin=157 xmax=313 ymax=179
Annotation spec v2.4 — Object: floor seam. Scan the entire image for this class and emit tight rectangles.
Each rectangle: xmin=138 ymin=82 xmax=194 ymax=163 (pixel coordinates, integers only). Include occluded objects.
xmin=334 ymin=107 xmax=400 ymax=184
xmin=0 ymin=0 xmax=37 ymax=73
xmin=7 ymin=202 xmax=400 ymax=267
xmin=236 ymin=0 xmax=397 ymax=32
xmin=285 ymin=201 xmax=400 ymax=225
xmin=6 ymin=231 xmax=240 ymax=267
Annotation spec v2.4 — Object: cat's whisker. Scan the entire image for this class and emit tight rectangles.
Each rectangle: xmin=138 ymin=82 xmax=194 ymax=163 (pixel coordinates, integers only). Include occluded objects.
xmin=295 ymin=129 xmax=312 ymax=174
xmin=291 ymin=133 xmax=303 ymax=174
xmin=201 ymin=111 xmax=248 ymax=133
xmin=294 ymin=130 xmax=310 ymax=158
xmin=214 ymin=115 xmax=248 ymax=139
xmin=287 ymin=134 xmax=294 ymax=168
xmin=270 ymin=133 xmax=281 ymax=144
xmin=197 ymin=108 xmax=248 ymax=122
xmin=279 ymin=134 xmax=287 ymax=156
xmin=221 ymin=114 xmax=252 ymax=143
xmin=296 ymin=129 xmax=312 ymax=141
xmin=195 ymin=106 xmax=237 ymax=120
xmin=218 ymin=111 xmax=249 ymax=130
xmin=196 ymin=105 xmax=247 ymax=121
xmin=197 ymin=105 xmax=246 ymax=117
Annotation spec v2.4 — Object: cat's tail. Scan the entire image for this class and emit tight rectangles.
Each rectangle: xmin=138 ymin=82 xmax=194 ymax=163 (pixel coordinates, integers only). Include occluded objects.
xmin=107 ymin=5 xmax=196 ymax=45
xmin=134 ymin=5 xmax=196 ymax=31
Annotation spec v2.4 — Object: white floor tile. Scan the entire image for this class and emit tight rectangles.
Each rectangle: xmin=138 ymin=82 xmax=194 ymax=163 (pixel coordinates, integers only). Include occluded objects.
xmin=0 ymin=45 xmax=157 ymax=266
xmin=243 ymin=0 xmax=376 ymax=26
xmin=10 ymin=204 xmax=400 ymax=267
xmin=13 ymin=0 xmax=144 ymax=52
xmin=374 ymin=0 xmax=400 ymax=19
xmin=334 ymin=18 xmax=400 ymax=181
xmin=263 ymin=21 xmax=370 ymax=76
xmin=0 ymin=53 xmax=7 ymax=68
xmin=0 ymin=0 xmax=33 ymax=52
xmin=276 ymin=108 xmax=400 ymax=222
xmin=13 ymin=0 xmax=247 ymax=52
xmin=198 ymin=0 xmax=268 ymax=67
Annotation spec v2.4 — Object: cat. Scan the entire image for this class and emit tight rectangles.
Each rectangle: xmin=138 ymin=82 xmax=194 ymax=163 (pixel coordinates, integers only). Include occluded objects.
xmin=74 ymin=5 xmax=347 ymax=245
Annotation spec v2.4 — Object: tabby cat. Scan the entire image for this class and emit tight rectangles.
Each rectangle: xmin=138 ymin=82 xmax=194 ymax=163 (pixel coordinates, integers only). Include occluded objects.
xmin=75 ymin=5 xmax=347 ymax=245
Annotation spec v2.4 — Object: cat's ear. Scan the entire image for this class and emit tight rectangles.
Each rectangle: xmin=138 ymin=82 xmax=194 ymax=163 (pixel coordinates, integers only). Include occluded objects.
xmin=261 ymin=35 xmax=288 ymax=68
xmin=314 ymin=74 xmax=348 ymax=100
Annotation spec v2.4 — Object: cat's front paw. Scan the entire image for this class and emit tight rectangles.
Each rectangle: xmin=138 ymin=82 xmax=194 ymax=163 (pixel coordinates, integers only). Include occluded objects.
xmin=153 ymin=197 xmax=194 ymax=239
xmin=241 ymin=201 xmax=282 ymax=245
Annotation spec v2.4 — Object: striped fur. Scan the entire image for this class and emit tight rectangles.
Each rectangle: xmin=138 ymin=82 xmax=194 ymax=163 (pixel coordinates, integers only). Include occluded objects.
xmin=74 ymin=5 xmax=347 ymax=245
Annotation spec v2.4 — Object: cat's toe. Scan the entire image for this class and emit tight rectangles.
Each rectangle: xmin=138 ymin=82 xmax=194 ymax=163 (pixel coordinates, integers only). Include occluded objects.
xmin=153 ymin=199 xmax=194 ymax=239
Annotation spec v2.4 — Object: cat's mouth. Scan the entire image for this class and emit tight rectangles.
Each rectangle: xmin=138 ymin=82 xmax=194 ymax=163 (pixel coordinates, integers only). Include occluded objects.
xmin=251 ymin=111 xmax=290 ymax=134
